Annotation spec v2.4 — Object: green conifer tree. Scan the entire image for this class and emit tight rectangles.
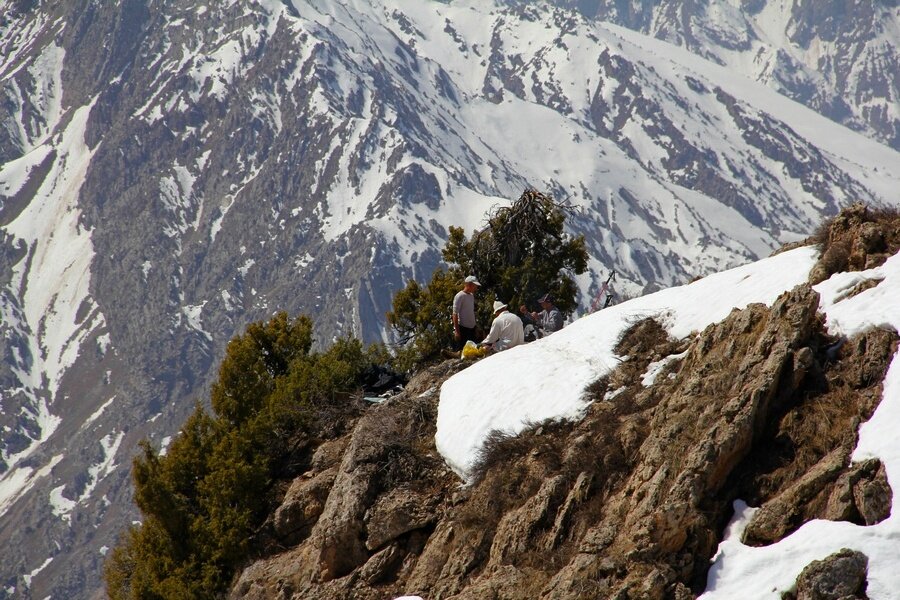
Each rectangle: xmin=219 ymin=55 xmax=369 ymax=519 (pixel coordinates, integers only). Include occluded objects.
xmin=105 ymin=313 xmax=379 ymax=598
xmin=388 ymin=189 xmax=588 ymax=364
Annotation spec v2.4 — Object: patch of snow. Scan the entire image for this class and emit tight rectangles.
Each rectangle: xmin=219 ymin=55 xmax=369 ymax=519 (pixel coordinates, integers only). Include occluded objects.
xmin=3 ymin=99 xmax=106 ymax=406
xmin=96 ymin=333 xmax=111 ymax=354
xmin=641 ymin=350 xmax=688 ymax=386
xmin=437 ymin=245 xmax=819 ymax=480
xmin=0 ymin=145 xmax=52 ymax=198
xmin=603 ymin=387 xmax=626 ymax=402
xmin=22 ymin=556 xmax=53 ymax=588
xmin=182 ymin=302 xmax=211 ymax=340
xmin=210 ymin=195 xmax=235 ymax=241
xmin=77 ymin=432 xmax=124 ymax=504
xmin=81 ymin=396 xmax=116 ymax=429
xmin=0 ymin=454 xmax=63 ymax=517
xmin=24 ymin=42 xmax=65 ymax=148
xmin=221 ymin=289 xmax=237 ymax=312
xmin=49 ymin=485 xmax=75 ymax=523
xmin=239 ymin=259 xmax=256 ymax=277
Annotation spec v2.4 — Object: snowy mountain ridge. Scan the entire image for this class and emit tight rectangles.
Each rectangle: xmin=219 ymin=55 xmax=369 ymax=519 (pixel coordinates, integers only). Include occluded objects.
xmin=544 ymin=0 xmax=900 ymax=149
xmin=0 ymin=0 xmax=898 ymax=597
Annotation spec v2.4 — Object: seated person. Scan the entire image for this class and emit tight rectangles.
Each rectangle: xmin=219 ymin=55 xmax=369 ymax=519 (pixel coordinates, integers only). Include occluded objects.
xmin=526 ymin=293 xmax=563 ymax=337
xmin=481 ymin=301 xmax=525 ymax=352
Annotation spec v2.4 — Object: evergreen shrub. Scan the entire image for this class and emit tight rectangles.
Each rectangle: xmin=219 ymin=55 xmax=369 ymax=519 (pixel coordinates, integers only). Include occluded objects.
xmin=105 ymin=312 xmax=380 ymax=599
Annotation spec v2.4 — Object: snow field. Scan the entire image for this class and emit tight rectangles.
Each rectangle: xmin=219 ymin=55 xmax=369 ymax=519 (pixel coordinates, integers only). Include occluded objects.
xmin=436 ymin=244 xmax=819 ymax=479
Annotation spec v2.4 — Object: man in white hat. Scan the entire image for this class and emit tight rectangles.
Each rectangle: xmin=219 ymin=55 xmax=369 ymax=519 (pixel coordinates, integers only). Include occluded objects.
xmin=481 ymin=300 xmax=524 ymax=353
xmin=452 ymin=275 xmax=481 ymax=350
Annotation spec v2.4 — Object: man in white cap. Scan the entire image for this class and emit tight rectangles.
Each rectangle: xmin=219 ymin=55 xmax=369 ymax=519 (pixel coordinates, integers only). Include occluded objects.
xmin=481 ymin=300 xmax=524 ymax=352
xmin=452 ymin=275 xmax=481 ymax=350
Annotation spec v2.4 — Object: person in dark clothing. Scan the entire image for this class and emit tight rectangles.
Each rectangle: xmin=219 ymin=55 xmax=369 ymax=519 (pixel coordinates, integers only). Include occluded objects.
xmin=524 ymin=293 xmax=564 ymax=338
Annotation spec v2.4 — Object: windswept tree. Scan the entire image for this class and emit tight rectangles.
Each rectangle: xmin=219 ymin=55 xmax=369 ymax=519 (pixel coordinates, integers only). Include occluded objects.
xmin=388 ymin=189 xmax=588 ymax=365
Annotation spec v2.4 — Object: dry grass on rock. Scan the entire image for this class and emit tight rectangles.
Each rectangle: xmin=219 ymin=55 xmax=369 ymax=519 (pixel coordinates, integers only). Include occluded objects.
xmin=809 ymin=203 xmax=900 ymax=283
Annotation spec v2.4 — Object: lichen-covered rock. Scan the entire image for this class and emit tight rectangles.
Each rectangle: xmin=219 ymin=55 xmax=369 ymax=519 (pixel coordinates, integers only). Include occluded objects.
xmin=790 ymin=548 xmax=868 ymax=600
xmin=808 ymin=203 xmax=900 ymax=284
xmin=823 ymin=458 xmax=892 ymax=529
xmin=365 ymin=488 xmax=438 ymax=551
xmin=852 ymin=461 xmax=892 ymax=526
xmin=273 ymin=469 xmax=337 ymax=545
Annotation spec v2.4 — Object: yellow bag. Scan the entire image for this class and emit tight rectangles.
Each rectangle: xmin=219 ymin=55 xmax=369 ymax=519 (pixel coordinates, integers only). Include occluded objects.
xmin=461 ymin=340 xmax=486 ymax=359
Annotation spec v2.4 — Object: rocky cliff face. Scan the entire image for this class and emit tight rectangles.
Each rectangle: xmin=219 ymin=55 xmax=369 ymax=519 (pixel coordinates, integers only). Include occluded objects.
xmin=227 ymin=212 xmax=899 ymax=599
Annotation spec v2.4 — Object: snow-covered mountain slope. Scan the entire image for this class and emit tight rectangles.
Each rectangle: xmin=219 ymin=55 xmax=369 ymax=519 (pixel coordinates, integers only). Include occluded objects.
xmin=541 ymin=0 xmax=900 ymax=149
xmin=437 ymin=242 xmax=900 ymax=598
xmin=0 ymin=0 xmax=898 ymax=596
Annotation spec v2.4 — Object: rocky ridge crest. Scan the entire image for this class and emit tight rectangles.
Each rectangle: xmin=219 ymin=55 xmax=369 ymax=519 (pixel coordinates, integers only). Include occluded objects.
xmin=228 ymin=209 xmax=899 ymax=599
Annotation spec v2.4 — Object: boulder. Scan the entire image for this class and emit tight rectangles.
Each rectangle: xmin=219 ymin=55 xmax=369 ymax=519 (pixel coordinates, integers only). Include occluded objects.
xmin=270 ymin=467 xmax=338 ymax=545
xmin=791 ymin=548 xmax=868 ymax=600
xmin=365 ymin=488 xmax=439 ymax=551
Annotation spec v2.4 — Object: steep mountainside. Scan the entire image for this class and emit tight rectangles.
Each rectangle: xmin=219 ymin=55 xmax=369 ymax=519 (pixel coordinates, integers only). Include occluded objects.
xmin=0 ymin=0 xmax=898 ymax=597
xmin=540 ymin=0 xmax=900 ymax=148
xmin=229 ymin=207 xmax=900 ymax=599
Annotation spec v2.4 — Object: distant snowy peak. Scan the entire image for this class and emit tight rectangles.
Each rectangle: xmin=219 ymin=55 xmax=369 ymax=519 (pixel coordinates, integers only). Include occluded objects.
xmin=283 ymin=0 xmax=896 ymax=288
xmin=539 ymin=0 xmax=900 ymax=149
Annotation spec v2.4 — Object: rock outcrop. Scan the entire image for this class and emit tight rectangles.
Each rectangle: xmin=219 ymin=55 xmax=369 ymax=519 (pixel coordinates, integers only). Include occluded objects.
xmin=224 ymin=210 xmax=900 ymax=599
xmin=808 ymin=203 xmax=900 ymax=284
xmin=229 ymin=277 xmax=896 ymax=599
xmin=786 ymin=548 xmax=869 ymax=600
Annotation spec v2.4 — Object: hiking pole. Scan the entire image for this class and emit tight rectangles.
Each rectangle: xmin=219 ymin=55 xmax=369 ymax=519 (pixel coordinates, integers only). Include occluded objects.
xmin=603 ymin=270 xmax=616 ymax=308
xmin=590 ymin=270 xmax=616 ymax=313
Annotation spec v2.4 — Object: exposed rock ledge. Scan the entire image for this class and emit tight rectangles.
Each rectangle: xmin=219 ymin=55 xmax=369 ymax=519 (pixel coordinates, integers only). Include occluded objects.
xmin=230 ymin=206 xmax=900 ymax=600
xmin=228 ymin=280 xmax=894 ymax=599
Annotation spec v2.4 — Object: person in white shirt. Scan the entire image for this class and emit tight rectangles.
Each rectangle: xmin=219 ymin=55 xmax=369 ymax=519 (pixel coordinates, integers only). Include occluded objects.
xmin=481 ymin=300 xmax=525 ymax=353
